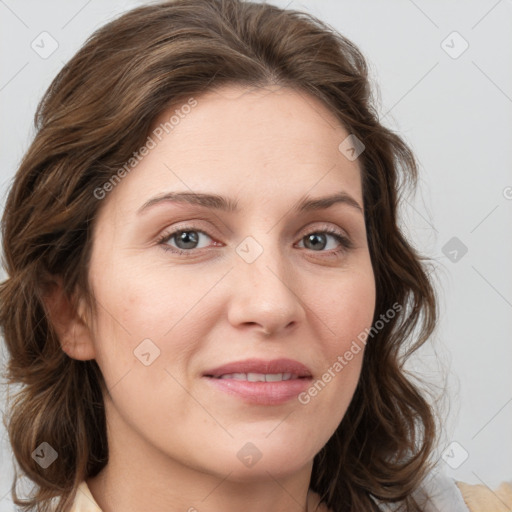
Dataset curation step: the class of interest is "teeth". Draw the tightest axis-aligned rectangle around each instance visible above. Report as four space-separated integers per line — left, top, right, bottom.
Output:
217 372 298 381
264 373 283 382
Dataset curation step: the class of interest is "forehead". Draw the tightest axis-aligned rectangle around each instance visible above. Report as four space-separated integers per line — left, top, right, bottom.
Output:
152 84 353 163
102 84 363 215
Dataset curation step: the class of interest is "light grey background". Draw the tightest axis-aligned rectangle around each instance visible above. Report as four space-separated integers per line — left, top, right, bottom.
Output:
1 0 511 510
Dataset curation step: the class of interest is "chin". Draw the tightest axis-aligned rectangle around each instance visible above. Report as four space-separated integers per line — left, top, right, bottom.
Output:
209 439 317 482
215 457 313 483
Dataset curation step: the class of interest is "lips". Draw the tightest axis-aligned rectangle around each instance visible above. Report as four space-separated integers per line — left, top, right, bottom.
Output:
202 358 313 405
203 358 313 379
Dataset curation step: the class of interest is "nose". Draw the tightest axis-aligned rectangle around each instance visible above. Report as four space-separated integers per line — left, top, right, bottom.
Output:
226 238 306 337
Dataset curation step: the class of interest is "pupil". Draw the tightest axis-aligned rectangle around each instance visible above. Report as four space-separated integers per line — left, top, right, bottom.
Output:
176 231 198 249
305 233 326 250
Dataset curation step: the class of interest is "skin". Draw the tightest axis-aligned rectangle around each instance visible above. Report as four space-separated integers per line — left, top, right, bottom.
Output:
50 84 376 512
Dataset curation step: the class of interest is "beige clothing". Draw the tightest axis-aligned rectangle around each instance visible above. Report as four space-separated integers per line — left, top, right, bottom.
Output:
456 481 512 512
70 482 102 512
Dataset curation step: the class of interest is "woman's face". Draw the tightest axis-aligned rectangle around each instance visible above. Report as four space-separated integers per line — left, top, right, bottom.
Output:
85 84 376 481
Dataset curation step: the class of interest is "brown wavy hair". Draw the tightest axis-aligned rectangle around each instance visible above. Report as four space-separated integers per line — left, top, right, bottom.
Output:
0 0 440 510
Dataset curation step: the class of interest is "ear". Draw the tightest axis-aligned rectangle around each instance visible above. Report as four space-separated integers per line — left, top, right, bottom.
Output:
42 277 96 361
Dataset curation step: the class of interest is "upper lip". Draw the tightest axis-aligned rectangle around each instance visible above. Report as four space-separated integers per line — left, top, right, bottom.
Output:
203 358 313 378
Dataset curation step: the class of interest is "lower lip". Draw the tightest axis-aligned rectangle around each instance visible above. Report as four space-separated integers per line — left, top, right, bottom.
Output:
204 376 312 405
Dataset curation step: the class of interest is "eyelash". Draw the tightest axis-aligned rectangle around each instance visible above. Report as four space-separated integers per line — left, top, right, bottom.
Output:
156 224 354 258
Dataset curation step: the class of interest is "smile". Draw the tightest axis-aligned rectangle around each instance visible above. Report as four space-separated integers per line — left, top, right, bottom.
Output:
202 358 313 405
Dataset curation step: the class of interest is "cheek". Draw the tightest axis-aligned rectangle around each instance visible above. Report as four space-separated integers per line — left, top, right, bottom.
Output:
333 274 375 379
87 262 209 382
336 282 375 348
315 266 376 351
91 260 184 335
300 266 375 416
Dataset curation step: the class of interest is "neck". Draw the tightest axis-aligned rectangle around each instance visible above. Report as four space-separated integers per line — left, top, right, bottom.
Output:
87 466 325 512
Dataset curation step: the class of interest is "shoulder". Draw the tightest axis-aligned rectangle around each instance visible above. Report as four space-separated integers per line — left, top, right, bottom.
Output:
456 479 512 512
394 469 471 511
69 481 103 512
370 468 469 511
406 468 512 512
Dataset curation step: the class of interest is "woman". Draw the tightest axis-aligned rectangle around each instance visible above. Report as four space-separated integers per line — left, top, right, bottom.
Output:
1 0 510 511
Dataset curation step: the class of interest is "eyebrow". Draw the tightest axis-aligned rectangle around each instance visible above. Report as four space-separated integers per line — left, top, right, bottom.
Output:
137 191 363 215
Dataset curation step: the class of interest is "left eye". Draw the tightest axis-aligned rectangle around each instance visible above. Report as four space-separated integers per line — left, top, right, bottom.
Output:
296 231 346 252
